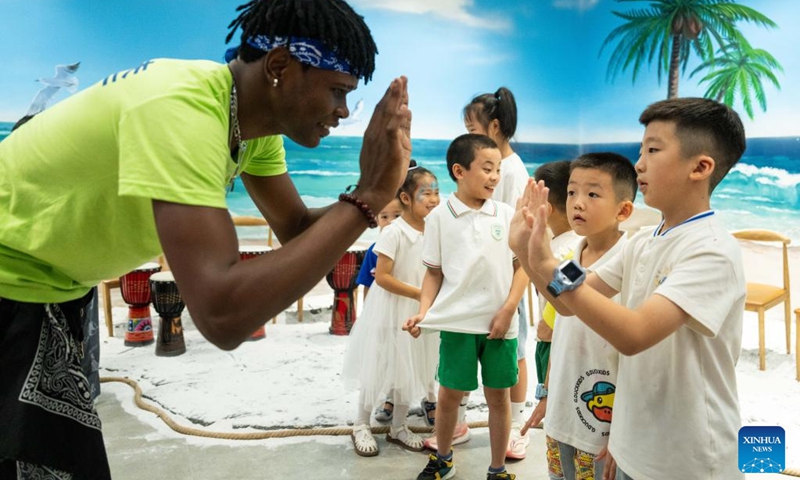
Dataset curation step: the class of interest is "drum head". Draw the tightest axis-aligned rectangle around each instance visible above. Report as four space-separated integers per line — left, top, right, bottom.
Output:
135 261 162 272
150 271 175 282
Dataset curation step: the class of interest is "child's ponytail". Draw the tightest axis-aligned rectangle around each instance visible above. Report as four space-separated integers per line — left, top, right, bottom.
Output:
462 86 518 142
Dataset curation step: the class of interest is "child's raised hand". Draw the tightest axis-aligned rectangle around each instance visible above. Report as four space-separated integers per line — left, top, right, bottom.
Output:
509 178 535 258
525 180 555 271
403 314 424 338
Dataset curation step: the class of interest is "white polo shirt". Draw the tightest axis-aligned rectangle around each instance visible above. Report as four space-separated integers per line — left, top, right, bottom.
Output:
419 193 518 339
493 152 529 208
594 212 745 480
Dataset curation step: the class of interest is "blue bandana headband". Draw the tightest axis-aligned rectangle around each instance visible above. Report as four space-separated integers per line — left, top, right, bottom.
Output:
225 35 354 77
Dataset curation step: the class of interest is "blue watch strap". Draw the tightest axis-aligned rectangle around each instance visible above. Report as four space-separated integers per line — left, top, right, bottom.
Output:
547 281 564 297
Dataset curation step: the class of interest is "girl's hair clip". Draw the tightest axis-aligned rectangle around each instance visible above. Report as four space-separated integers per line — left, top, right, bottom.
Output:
408 159 419 171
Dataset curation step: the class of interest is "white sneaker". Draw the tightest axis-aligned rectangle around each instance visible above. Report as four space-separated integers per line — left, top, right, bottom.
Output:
351 424 379 457
506 423 530 459
423 421 471 450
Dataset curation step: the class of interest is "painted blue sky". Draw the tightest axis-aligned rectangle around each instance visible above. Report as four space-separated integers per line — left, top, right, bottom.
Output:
1 0 798 142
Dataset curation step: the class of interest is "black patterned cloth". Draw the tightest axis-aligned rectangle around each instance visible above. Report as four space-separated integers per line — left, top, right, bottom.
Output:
80 289 101 403
0 291 111 479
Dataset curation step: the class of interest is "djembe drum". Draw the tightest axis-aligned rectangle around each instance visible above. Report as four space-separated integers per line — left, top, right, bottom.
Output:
120 262 162 347
150 271 186 357
239 245 273 341
326 247 366 335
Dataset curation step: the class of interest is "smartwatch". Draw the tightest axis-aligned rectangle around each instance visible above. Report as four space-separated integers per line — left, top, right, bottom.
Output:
546 259 587 297
535 383 548 400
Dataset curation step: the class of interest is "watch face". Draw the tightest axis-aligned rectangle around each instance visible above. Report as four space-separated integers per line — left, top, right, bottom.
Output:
562 261 584 282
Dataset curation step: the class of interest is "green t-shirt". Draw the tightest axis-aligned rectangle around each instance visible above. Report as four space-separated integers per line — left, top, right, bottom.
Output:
0 59 286 303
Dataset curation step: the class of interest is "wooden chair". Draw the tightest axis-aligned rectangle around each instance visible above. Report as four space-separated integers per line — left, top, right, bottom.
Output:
795 308 800 382
732 230 792 371
231 214 273 247
99 278 120 337
231 215 303 322
527 284 535 327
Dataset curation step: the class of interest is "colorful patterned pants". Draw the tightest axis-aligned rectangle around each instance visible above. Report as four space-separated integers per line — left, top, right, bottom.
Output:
547 435 608 480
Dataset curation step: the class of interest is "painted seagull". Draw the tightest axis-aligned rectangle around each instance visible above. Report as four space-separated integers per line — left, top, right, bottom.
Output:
27 61 81 116
339 98 364 126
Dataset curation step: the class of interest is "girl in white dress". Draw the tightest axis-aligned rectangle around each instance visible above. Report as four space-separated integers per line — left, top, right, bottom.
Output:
343 162 441 456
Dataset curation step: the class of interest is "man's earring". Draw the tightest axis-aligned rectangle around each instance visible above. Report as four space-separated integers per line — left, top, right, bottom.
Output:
272 78 279 87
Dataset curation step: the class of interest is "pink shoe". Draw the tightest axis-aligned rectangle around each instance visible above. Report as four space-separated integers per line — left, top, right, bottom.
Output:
423 421 471 450
505 424 530 460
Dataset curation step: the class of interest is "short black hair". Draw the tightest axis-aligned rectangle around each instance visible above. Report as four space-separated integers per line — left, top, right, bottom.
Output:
570 152 638 202
463 87 517 140
225 0 378 83
534 160 571 213
446 134 498 182
639 97 745 193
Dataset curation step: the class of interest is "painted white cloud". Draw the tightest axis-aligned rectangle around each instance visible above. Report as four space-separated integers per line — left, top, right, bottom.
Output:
552 0 599 11
351 0 510 30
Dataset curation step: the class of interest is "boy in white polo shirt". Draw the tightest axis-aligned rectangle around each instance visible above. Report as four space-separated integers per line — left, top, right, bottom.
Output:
511 97 747 480
405 134 529 480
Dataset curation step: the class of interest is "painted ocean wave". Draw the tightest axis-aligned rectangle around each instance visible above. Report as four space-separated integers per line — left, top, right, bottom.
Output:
723 165 800 209
290 170 359 177
733 163 800 188
3 127 799 242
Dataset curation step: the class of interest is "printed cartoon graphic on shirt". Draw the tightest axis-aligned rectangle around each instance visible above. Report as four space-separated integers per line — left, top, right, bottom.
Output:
580 380 615 423
573 370 616 434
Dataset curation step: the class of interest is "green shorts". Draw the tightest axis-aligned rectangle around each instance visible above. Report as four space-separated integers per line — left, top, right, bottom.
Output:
437 331 518 391
534 340 551 384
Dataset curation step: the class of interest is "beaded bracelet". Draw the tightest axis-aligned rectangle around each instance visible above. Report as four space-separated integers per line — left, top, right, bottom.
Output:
339 192 378 228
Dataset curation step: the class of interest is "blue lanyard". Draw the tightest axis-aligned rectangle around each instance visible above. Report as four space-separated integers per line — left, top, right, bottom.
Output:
653 211 715 237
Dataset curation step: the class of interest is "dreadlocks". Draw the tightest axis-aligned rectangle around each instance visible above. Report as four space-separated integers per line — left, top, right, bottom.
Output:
225 0 377 83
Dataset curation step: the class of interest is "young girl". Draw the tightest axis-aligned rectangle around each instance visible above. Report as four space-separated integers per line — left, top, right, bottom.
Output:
463 87 529 207
432 87 530 459
356 198 403 300
342 162 441 456
355 199 403 424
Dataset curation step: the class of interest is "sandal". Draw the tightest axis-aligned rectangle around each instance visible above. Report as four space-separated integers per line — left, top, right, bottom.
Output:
374 400 394 423
421 399 436 427
351 424 379 457
386 425 425 452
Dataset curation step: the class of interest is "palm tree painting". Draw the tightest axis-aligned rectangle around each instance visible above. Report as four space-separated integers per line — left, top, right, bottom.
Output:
600 0 778 101
690 39 783 119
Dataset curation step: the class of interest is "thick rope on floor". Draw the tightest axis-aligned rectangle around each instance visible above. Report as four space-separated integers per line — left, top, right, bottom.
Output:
101 376 800 477
101 376 488 440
